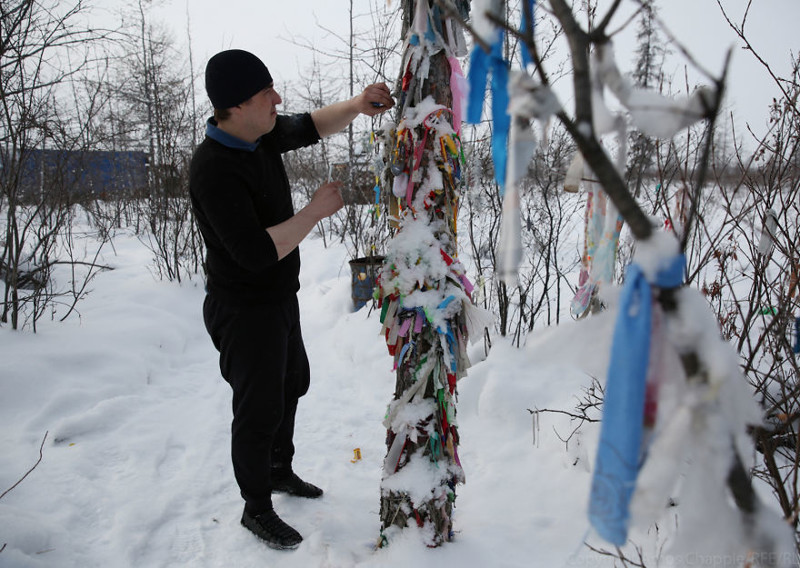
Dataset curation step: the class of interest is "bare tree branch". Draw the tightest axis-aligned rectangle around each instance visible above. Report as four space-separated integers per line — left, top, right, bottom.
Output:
0 431 48 501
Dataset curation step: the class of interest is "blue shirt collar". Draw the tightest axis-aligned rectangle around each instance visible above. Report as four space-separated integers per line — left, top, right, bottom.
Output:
205 118 260 152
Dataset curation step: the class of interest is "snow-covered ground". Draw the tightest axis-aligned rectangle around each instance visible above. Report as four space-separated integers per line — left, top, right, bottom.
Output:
0 228 789 567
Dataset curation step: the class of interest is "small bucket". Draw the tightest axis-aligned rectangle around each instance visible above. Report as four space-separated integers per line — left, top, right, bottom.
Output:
348 255 385 311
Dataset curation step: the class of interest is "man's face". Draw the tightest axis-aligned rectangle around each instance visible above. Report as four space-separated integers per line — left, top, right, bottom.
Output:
240 85 282 136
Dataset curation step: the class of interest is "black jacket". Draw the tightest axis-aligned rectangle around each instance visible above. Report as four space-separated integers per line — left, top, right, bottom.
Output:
190 113 321 304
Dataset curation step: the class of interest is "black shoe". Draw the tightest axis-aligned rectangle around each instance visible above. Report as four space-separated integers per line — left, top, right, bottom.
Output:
271 471 324 498
241 508 302 550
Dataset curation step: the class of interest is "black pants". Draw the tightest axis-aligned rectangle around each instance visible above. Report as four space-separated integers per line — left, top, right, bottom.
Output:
203 294 310 515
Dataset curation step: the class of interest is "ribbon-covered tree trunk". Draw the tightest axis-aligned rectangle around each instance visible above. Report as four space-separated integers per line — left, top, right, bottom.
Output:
376 0 477 548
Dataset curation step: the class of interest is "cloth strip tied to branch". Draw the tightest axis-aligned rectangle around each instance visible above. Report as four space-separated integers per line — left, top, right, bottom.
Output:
588 253 686 546
466 30 509 190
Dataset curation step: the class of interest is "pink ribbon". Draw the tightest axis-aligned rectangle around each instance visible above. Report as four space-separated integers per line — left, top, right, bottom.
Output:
448 57 466 135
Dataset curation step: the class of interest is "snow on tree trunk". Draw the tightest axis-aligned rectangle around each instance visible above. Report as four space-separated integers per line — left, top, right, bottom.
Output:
375 0 478 548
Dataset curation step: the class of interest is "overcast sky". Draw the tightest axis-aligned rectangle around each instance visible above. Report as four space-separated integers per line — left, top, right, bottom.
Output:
142 0 798 144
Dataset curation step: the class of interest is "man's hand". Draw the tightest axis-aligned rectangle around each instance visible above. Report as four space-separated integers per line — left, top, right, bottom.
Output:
356 83 395 116
307 181 345 221
311 83 395 137
266 182 344 260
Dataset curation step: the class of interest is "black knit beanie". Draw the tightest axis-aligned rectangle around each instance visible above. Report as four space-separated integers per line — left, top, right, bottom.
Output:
204 49 273 109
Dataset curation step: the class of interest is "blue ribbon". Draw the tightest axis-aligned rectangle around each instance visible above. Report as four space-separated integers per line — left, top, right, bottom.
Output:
467 32 510 190
520 0 536 68
794 317 800 354
466 44 489 124
424 12 437 44
431 5 444 41
588 254 685 546
397 341 413 365
445 325 458 373
437 295 456 311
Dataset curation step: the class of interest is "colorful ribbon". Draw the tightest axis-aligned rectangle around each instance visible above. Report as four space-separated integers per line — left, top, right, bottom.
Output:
794 317 800 354
467 32 510 190
448 57 467 134
520 0 536 68
588 253 686 545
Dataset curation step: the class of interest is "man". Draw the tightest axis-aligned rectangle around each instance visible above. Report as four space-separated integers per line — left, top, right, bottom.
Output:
190 49 393 551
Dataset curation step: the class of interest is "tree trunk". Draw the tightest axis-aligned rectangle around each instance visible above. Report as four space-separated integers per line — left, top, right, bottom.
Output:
377 0 472 548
